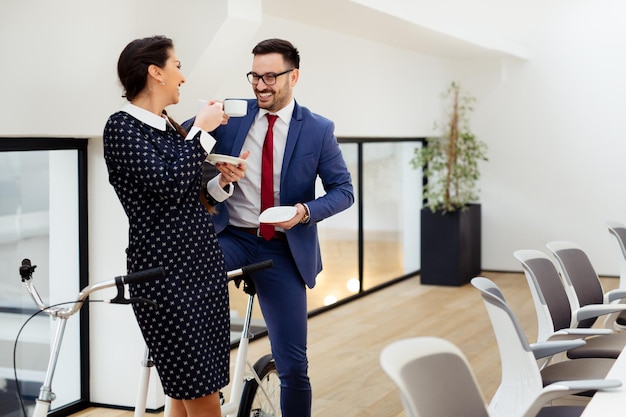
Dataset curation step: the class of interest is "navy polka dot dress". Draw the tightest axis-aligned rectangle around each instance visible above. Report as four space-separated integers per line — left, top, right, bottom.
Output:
103 109 229 400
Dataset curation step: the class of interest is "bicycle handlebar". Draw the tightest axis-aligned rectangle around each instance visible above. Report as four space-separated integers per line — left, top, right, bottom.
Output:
21 258 272 319
107 267 166 307
227 259 274 279
19 259 168 318
122 267 167 285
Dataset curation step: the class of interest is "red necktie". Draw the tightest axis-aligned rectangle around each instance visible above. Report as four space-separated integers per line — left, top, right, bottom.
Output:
260 114 278 240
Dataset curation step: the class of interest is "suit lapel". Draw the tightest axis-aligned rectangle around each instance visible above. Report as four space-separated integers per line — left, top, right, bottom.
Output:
280 101 303 193
231 100 258 154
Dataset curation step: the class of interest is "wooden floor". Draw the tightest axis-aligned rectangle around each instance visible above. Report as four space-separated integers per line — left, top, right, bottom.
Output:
70 271 619 417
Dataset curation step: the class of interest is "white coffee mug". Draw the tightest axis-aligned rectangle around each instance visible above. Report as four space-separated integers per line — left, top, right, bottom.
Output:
223 99 248 117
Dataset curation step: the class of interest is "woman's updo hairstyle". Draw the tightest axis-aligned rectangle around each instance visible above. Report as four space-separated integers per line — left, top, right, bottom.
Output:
117 35 173 101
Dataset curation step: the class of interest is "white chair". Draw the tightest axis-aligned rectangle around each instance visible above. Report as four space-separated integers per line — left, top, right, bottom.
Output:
471 277 619 417
605 221 626 290
380 335 617 417
514 249 626 361
605 220 626 329
546 240 626 330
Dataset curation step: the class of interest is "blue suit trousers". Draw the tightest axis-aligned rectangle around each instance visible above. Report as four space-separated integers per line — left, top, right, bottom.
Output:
219 227 312 417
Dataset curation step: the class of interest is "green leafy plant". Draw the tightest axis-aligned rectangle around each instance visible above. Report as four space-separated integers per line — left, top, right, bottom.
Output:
411 81 488 213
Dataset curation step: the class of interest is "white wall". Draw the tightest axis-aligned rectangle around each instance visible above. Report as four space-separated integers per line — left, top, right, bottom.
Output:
454 1 626 273
3 0 626 408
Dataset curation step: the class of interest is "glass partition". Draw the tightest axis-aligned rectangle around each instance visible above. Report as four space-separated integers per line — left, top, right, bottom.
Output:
313 142 360 309
361 141 422 290
0 137 419 416
228 138 423 324
0 139 88 417
310 138 423 312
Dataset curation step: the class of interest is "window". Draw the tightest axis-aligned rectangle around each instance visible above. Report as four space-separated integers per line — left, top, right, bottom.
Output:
0 139 88 417
311 138 423 311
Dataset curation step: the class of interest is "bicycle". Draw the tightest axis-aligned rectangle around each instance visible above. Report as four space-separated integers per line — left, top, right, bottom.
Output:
16 259 281 417
16 259 166 417
134 260 281 417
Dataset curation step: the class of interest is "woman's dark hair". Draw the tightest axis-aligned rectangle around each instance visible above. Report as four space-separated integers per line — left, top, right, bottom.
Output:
117 35 173 101
252 38 300 69
117 36 187 137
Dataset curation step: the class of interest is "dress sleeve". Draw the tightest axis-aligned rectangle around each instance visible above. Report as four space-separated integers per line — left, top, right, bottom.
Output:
103 113 207 201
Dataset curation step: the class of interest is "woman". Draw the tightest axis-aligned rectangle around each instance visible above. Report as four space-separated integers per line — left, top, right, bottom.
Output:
103 36 243 417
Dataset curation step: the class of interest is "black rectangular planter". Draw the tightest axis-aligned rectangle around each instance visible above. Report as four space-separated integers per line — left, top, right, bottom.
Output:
420 203 482 286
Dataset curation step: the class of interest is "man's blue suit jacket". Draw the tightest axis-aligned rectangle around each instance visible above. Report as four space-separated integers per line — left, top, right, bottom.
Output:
209 99 354 288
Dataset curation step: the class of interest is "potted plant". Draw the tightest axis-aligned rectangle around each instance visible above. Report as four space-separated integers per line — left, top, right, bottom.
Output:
411 81 488 286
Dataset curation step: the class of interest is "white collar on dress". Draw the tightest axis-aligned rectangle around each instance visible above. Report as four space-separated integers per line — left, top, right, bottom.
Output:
121 103 167 131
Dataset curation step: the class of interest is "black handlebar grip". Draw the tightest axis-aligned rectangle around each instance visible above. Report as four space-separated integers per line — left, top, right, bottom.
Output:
122 267 166 285
240 259 274 275
227 260 274 279
19 258 37 280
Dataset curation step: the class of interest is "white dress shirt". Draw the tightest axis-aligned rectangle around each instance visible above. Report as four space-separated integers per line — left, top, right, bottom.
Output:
207 100 295 228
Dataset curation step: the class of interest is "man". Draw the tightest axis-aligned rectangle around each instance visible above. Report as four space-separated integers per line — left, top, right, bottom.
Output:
206 38 354 416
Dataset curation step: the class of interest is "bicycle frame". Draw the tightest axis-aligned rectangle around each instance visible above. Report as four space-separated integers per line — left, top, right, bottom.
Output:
133 260 277 417
17 259 165 417
17 258 276 417
221 286 256 417
134 285 259 417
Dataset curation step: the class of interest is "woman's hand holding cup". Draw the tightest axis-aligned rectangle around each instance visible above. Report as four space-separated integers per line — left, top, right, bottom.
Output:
195 100 225 132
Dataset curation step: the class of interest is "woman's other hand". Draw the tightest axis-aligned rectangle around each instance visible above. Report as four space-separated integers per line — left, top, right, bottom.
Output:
217 151 250 188
194 100 225 132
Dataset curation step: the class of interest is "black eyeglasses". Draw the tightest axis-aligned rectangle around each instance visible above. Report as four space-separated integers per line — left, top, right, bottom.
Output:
246 69 294 85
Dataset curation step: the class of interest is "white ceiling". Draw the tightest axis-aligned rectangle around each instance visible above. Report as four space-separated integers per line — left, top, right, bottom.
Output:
262 0 535 59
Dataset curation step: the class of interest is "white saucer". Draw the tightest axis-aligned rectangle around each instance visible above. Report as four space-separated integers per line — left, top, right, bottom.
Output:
206 153 247 167
259 206 297 224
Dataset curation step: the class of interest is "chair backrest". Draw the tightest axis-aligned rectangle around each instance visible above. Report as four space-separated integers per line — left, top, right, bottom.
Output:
470 277 544 417
605 220 626 290
514 249 574 341
379 336 489 417
546 241 605 328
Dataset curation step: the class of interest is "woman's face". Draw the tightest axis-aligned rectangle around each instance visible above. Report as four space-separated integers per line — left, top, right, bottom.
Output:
160 49 185 105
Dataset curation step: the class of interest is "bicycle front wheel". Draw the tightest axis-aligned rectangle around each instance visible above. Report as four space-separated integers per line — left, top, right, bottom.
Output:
237 354 281 417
